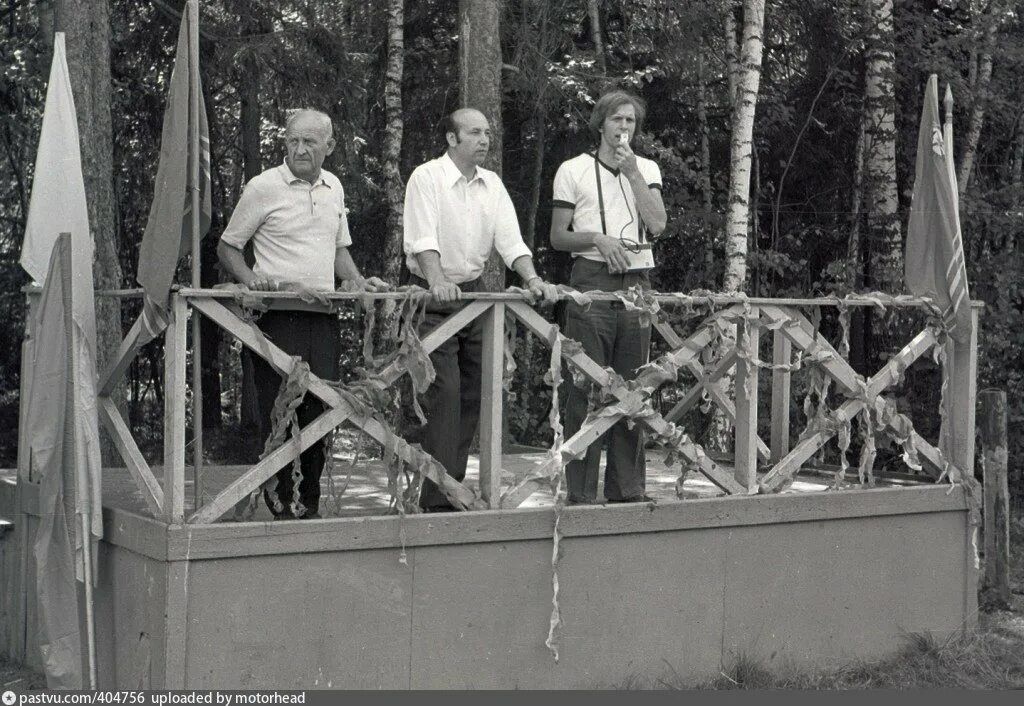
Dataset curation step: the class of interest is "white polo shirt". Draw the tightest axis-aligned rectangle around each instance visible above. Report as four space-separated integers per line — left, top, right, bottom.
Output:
403 152 532 284
552 152 662 270
220 161 353 291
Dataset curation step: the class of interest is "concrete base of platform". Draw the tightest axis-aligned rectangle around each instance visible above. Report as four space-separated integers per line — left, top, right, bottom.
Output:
1 471 977 689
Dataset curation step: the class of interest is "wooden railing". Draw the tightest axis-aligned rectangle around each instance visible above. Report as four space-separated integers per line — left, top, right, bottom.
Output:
32 287 979 524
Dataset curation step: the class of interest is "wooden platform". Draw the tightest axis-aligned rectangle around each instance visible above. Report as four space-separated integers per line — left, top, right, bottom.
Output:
1 458 976 689
82 449 930 521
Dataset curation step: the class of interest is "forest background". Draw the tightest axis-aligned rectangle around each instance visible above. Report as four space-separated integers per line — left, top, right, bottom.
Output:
0 0 1020 503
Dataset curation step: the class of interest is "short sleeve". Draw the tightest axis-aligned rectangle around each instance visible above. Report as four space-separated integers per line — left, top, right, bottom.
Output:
220 178 266 249
336 185 353 248
642 158 663 190
552 161 576 210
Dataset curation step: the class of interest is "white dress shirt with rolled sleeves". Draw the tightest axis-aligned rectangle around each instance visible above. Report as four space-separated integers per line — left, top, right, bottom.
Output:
220 161 353 292
403 153 532 284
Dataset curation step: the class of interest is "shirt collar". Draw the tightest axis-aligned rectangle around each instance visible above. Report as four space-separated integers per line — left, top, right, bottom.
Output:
278 160 331 188
441 152 486 187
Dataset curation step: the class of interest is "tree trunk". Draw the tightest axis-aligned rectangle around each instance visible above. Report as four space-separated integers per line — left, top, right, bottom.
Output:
55 0 123 463
587 0 606 75
958 4 999 197
861 0 901 293
697 50 715 281
459 0 506 292
725 1 741 111
382 0 405 284
1012 113 1024 196
523 115 546 251
239 52 262 182
847 112 866 290
722 0 765 293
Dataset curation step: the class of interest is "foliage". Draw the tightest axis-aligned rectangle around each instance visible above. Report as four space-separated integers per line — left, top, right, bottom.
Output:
0 0 1020 488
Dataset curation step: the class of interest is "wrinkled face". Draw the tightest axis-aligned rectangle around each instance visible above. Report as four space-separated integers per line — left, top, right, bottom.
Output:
285 114 335 182
601 102 637 149
447 110 491 167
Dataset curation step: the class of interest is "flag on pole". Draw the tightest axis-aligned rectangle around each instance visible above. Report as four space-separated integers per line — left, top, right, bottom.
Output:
28 234 104 689
135 0 211 344
22 32 103 690
905 74 972 342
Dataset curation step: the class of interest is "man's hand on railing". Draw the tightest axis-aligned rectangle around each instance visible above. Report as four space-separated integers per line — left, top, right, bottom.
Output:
340 276 391 294
525 276 559 305
281 282 330 306
428 279 462 304
246 275 280 291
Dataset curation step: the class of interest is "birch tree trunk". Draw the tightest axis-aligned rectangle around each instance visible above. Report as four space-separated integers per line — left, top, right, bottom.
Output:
55 0 123 461
382 0 405 283
722 0 765 293
861 0 901 292
587 0 606 75
459 0 506 292
958 3 1000 197
725 1 741 111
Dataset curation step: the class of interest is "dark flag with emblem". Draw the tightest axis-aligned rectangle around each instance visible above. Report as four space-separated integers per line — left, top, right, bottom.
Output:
905 74 971 342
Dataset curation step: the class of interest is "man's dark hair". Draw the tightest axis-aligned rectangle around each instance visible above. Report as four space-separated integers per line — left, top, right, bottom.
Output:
442 111 462 143
588 91 646 136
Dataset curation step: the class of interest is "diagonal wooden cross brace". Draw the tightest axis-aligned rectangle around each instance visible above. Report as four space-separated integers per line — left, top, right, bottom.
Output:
654 321 771 461
502 302 747 509
758 305 956 491
187 297 491 523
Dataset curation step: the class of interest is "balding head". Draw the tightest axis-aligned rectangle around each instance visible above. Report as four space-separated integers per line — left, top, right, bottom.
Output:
442 108 491 172
284 109 336 183
286 109 333 140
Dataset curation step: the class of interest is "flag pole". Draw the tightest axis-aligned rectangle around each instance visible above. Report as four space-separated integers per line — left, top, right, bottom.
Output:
188 0 204 505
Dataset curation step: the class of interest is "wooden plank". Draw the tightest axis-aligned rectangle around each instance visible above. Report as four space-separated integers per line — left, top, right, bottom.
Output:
190 297 479 516
946 308 979 479
98 314 144 396
98 396 164 516
979 389 1010 607
733 308 760 492
152 485 971 560
162 561 189 688
478 303 504 508
174 286 984 310
770 331 792 463
760 305 861 396
760 327 939 491
507 301 747 497
664 350 737 423
163 295 188 523
375 300 490 384
189 405 352 524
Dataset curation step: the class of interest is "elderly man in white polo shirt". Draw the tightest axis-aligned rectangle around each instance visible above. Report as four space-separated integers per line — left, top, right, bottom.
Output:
550 90 667 505
403 107 557 512
218 109 387 520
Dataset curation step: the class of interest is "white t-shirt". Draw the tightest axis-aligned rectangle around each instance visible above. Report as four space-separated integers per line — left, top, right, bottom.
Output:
552 152 662 271
220 161 353 291
403 153 532 283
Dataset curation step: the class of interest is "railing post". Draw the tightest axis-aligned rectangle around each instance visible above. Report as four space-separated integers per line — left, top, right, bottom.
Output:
770 327 791 464
734 306 760 493
979 389 1010 608
164 293 188 523
944 307 978 477
478 302 505 508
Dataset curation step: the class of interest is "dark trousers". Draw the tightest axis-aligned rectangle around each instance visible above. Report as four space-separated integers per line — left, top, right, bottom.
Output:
414 277 484 510
563 258 652 502
251 310 341 518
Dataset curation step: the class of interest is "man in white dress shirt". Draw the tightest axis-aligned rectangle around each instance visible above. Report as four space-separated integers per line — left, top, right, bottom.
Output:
218 109 387 519
403 108 557 512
